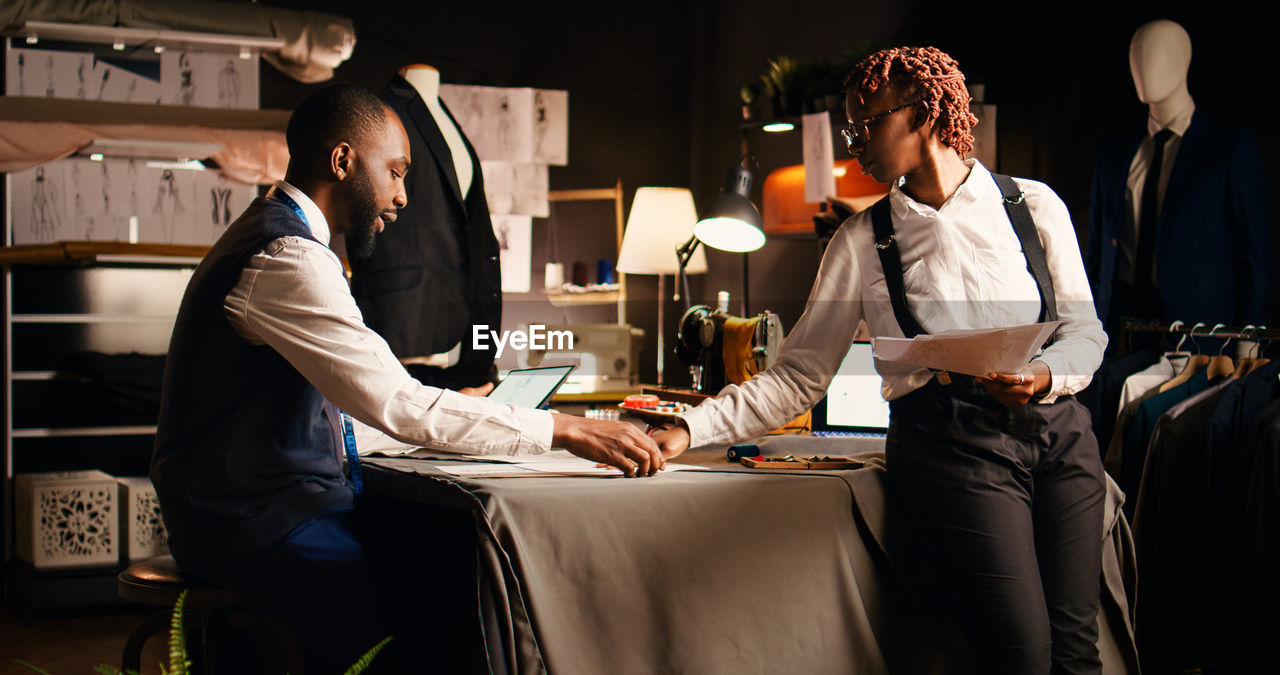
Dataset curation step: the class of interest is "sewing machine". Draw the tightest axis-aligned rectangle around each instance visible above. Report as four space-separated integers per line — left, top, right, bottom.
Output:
517 323 644 393
674 293 783 395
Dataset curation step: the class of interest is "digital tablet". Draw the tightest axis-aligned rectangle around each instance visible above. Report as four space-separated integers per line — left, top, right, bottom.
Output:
487 365 575 409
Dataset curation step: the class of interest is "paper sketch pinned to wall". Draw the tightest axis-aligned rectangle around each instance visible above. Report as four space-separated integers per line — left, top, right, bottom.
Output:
532 89 569 166
194 170 255 242
492 214 532 292
481 161 514 215
8 162 67 244
161 51 259 109
4 48 94 99
7 156 254 246
135 165 199 244
441 85 567 165
512 164 548 217
92 60 162 104
969 103 997 170
481 162 549 218
802 111 836 203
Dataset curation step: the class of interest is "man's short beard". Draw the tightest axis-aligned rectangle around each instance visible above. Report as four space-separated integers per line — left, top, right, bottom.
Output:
347 172 382 260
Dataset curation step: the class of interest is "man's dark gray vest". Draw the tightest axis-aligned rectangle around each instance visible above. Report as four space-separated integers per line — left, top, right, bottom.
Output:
151 197 352 577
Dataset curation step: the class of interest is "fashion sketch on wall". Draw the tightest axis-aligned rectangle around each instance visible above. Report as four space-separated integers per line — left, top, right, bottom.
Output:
4 48 94 99
802 111 836 203
194 170 254 242
491 214 532 292
138 166 198 244
8 162 65 244
532 89 569 166
161 51 258 109
440 85 566 164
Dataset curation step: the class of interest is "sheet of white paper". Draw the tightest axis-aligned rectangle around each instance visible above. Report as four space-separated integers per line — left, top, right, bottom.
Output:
532 89 569 166
492 214 532 292
405 449 702 477
872 321 1061 377
8 162 67 244
969 103 997 170
92 60 163 104
434 460 703 478
512 163 548 217
407 449 580 463
802 112 836 203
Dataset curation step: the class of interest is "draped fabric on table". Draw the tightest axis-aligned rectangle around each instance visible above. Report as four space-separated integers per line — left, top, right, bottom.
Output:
361 452 1140 674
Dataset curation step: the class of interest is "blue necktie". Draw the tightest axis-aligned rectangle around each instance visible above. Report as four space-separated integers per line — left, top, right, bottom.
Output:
340 411 365 499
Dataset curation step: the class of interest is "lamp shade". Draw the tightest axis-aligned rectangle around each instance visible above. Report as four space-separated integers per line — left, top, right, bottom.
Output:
693 163 765 253
616 187 707 274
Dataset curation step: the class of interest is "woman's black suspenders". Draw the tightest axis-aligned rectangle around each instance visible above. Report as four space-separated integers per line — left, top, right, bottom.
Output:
869 172 1059 339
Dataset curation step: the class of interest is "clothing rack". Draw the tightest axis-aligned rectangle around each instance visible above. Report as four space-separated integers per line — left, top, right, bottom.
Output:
1118 319 1279 353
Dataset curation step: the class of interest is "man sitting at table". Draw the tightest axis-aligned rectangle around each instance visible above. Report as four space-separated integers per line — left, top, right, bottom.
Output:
149 83 664 671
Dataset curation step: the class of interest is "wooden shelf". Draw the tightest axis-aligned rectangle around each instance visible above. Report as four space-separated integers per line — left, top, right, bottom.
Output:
0 242 208 265
0 96 291 130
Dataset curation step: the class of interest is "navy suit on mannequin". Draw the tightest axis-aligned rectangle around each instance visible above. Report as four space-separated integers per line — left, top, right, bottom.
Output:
347 70 502 390
1086 20 1269 334
1087 112 1269 328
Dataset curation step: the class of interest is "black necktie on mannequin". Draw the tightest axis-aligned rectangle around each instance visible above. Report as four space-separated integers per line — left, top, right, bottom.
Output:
1133 128 1175 301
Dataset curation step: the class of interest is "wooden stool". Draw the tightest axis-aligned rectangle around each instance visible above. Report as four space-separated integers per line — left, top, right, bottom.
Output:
117 554 304 673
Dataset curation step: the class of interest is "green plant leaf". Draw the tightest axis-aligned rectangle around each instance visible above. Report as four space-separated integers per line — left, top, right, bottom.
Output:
10 659 53 675
167 589 192 675
343 636 393 675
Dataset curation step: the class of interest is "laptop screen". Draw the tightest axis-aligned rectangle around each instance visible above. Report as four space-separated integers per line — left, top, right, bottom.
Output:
488 366 575 409
812 342 890 434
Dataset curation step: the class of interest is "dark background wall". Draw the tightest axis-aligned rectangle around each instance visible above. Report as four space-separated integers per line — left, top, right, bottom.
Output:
258 0 1278 386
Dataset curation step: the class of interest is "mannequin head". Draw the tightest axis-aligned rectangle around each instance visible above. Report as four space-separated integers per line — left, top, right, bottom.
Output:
1129 20 1191 105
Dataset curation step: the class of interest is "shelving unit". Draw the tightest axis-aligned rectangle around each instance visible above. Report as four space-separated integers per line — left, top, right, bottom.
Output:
1 21 281 614
2 256 198 616
543 180 628 322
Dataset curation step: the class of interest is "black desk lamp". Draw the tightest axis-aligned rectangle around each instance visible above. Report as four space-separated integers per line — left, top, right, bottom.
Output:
675 156 765 312
673 157 766 391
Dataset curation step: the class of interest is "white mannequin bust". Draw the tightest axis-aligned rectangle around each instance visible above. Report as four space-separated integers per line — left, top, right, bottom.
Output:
399 64 473 196
1129 20 1194 128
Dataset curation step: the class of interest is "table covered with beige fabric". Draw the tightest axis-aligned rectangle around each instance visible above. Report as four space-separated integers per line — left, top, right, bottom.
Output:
362 443 1139 674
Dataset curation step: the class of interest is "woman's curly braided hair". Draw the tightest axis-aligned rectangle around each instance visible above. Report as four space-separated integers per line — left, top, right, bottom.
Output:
844 46 978 156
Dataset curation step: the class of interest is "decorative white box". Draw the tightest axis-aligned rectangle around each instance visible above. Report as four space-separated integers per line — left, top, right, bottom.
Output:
116 476 169 561
15 470 118 569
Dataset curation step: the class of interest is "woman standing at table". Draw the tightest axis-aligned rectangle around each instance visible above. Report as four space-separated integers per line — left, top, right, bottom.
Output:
654 46 1107 673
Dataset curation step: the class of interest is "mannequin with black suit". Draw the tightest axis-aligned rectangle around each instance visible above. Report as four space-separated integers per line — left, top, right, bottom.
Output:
347 64 503 390
1086 20 1269 341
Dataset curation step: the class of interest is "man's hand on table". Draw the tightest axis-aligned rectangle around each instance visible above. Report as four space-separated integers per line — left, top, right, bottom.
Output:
649 425 690 460
552 414 665 477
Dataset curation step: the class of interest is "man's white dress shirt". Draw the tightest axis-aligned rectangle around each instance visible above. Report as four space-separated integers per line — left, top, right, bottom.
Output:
223 181 552 456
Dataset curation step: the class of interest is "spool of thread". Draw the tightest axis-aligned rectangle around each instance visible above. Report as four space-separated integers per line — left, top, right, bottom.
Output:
544 262 565 291
572 261 589 286
596 259 615 285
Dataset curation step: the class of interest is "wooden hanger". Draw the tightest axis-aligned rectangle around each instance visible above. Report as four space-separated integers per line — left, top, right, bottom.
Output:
1157 322 1211 393
1204 325 1235 381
